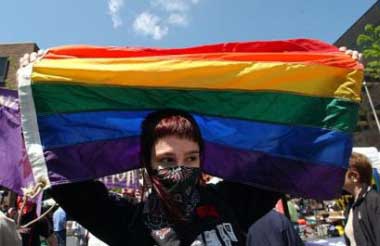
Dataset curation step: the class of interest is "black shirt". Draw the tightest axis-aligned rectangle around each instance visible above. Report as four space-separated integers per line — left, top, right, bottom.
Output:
247 210 304 246
50 180 280 246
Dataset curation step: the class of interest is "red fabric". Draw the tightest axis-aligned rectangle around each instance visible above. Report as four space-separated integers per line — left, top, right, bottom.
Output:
17 196 35 215
196 204 220 219
44 39 338 59
42 39 363 70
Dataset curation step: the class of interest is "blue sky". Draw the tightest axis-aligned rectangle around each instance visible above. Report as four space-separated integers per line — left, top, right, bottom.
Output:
1 0 377 49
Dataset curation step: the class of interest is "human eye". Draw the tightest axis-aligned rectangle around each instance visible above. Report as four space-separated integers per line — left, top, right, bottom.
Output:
185 154 199 163
157 157 176 166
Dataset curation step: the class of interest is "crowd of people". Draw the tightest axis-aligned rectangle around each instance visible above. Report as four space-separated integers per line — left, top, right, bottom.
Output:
0 198 57 246
1 151 379 245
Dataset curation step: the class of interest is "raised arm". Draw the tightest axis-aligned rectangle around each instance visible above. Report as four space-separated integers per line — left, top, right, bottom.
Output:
49 180 138 245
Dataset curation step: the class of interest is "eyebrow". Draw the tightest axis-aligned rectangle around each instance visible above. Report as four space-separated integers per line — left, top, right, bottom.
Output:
185 150 200 155
155 153 175 158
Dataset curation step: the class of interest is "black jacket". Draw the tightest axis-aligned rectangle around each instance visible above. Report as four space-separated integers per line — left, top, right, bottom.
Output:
50 180 280 246
247 210 304 246
345 186 380 246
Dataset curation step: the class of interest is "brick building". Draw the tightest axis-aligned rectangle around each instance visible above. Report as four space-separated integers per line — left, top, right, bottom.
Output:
334 1 380 148
0 42 39 90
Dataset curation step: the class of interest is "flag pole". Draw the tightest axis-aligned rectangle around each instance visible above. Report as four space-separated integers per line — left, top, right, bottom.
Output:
363 81 380 137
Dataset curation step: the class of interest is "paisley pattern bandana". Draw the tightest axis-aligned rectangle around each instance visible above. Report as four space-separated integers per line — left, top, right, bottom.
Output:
144 167 201 230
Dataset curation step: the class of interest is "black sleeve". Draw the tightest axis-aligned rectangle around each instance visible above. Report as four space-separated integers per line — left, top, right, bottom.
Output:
49 180 139 245
215 181 281 232
282 219 304 246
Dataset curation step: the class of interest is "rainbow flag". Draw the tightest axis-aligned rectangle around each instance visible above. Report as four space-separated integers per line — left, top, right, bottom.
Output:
18 39 363 199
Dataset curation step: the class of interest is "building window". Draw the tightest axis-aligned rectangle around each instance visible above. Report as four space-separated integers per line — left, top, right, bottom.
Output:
0 57 9 85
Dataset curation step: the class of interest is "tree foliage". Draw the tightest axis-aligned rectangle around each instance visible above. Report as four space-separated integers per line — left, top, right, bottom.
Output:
357 24 380 79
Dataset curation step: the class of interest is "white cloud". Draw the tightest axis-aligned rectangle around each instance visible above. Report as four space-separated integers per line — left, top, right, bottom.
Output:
133 12 169 40
107 0 124 28
133 0 201 40
152 0 189 12
167 13 188 26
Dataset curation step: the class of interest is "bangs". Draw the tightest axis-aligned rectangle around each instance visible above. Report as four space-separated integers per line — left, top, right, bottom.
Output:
154 115 199 143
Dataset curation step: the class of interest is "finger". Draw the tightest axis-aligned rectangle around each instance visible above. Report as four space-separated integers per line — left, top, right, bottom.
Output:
358 53 363 62
339 46 347 52
23 53 29 61
29 52 38 63
19 57 25 67
19 53 27 65
37 49 45 57
345 49 353 56
352 50 359 60
37 49 47 61
19 53 30 67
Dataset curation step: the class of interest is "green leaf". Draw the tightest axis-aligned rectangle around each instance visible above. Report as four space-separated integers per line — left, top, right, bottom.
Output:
356 24 380 79
364 24 374 33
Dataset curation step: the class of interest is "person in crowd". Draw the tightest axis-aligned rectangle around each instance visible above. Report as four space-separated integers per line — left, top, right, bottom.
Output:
0 190 9 212
286 199 299 223
17 197 57 246
247 209 304 246
7 207 18 220
1 204 9 214
68 221 88 246
53 207 67 246
343 152 380 246
50 109 281 245
0 209 22 246
124 188 135 198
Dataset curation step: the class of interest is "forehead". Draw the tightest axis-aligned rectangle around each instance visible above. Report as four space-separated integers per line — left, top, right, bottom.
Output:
153 136 199 156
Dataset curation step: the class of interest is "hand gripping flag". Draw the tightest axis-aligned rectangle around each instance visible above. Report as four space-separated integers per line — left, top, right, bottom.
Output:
18 39 364 199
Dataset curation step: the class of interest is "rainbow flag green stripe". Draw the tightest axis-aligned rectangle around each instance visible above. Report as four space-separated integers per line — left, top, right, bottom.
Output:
32 83 359 132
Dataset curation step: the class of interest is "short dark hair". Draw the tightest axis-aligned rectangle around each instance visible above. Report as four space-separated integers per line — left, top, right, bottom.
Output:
140 109 203 171
349 152 373 185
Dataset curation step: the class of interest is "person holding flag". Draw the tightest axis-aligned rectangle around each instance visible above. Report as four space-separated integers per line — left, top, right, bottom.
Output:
16 42 362 245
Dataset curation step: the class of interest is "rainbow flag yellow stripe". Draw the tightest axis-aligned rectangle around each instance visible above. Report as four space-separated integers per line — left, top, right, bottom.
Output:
32 57 362 102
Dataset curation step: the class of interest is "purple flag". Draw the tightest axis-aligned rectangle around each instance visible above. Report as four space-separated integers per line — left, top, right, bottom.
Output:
0 88 34 194
99 170 141 190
